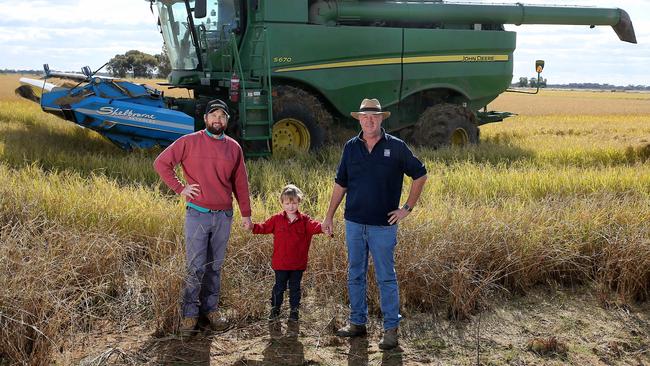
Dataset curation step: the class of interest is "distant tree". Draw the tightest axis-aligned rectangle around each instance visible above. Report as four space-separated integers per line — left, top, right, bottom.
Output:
127 50 158 78
518 77 528 87
107 54 130 78
539 77 547 88
155 45 172 78
107 50 158 78
530 77 548 88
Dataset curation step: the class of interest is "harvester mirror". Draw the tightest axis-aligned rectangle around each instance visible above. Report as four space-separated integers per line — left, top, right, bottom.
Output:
536 60 545 74
194 0 207 18
81 66 92 77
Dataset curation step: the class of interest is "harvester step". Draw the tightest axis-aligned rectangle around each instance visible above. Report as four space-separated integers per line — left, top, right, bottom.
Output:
245 151 272 158
245 120 272 126
244 82 263 88
242 135 271 141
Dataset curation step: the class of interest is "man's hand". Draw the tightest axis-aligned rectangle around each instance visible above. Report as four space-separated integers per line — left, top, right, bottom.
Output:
242 217 253 231
180 184 200 199
322 217 334 237
387 208 410 225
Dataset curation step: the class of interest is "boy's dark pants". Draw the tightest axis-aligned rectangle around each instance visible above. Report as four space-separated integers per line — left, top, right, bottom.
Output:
272 270 304 309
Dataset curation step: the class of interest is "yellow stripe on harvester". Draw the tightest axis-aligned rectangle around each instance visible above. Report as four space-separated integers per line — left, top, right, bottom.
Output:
403 54 509 63
274 57 402 72
274 54 509 73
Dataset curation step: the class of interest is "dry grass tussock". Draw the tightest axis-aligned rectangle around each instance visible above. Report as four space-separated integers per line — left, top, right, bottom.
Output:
0 75 649 363
1 163 648 364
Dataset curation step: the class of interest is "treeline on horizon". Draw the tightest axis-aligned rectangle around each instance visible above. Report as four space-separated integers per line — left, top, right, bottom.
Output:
1 69 648 91
509 79 650 91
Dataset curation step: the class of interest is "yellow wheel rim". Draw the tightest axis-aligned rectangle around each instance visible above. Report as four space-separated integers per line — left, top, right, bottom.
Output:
272 118 311 152
450 128 469 146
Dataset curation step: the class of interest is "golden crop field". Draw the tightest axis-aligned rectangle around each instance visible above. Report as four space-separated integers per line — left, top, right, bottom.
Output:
0 73 648 365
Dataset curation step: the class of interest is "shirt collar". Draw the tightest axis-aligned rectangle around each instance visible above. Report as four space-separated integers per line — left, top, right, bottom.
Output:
357 128 387 143
282 210 302 222
205 129 225 140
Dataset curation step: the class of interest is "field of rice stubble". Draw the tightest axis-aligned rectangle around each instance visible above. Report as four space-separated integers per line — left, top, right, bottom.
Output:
0 74 648 365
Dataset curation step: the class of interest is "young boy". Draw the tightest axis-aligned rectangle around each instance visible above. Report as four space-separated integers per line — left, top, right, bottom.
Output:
250 184 323 321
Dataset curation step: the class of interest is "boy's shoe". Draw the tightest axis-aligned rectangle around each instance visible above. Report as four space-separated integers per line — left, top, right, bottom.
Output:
286 319 300 338
288 307 299 322
268 307 281 322
378 327 399 350
206 311 229 331
268 320 282 339
179 317 197 335
335 323 367 337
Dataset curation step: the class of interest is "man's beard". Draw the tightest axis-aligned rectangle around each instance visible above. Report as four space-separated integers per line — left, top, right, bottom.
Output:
206 124 225 135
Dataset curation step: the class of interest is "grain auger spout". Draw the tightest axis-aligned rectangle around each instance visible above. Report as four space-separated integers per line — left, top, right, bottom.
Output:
309 1 637 43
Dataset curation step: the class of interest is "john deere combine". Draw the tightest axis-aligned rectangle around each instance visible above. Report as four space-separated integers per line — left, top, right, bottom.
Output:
18 0 636 157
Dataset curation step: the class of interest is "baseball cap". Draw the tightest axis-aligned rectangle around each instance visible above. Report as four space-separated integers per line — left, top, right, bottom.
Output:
204 99 230 117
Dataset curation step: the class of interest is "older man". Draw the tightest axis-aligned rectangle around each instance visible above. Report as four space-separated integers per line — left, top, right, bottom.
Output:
154 99 252 334
322 98 427 350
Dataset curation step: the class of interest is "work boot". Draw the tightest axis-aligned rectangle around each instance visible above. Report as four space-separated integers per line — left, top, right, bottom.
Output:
206 311 229 331
288 307 299 322
335 323 367 337
268 307 281 322
179 317 197 335
378 327 399 350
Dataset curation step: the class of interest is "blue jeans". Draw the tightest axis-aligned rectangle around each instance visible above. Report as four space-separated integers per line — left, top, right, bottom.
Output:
182 207 233 318
345 220 400 330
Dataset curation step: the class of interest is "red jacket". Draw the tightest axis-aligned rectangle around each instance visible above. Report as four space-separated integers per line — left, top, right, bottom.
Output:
253 211 323 270
153 130 251 216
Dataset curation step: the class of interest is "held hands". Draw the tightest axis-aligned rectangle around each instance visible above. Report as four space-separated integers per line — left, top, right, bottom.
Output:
180 184 201 199
387 208 410 225
242 217 253 231
322 217 334 237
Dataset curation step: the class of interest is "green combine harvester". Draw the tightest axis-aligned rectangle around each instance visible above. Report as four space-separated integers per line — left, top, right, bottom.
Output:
19 0 637 157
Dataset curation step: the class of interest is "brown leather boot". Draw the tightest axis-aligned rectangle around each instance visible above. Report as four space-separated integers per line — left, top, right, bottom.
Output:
378 327 399 350
335 323 367 337
179 317 197 335
206 311 229 331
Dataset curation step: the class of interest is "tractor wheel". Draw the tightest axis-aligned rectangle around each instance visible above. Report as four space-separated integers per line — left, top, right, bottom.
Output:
407 103 479 148
271 85 332 153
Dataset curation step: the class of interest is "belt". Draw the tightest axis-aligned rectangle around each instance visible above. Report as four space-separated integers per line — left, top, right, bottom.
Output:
186 202 226 213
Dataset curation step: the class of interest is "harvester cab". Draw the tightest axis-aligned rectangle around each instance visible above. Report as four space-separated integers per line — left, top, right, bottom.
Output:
17 0 637 157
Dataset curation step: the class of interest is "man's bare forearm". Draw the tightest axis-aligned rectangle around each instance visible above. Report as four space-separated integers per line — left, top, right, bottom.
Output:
405 175 427 209
325 183 347 220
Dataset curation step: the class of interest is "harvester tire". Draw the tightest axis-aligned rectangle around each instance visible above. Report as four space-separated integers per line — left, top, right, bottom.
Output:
272 85 332 152
408 103 479 148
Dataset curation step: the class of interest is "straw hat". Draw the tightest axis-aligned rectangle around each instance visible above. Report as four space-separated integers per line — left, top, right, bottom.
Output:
350 98 391 119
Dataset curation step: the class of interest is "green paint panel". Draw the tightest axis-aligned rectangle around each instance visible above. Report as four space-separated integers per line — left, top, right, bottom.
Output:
402 28 515 109
260 0 307 23
262 24 403 118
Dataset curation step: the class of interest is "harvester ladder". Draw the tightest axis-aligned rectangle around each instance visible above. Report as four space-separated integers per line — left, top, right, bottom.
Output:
235 26 273 158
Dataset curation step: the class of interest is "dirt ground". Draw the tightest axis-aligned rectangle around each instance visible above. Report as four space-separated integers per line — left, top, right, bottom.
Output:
56 286 650 366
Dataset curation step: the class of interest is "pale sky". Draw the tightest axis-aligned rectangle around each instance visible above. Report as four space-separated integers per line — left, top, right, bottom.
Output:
0 0 647 86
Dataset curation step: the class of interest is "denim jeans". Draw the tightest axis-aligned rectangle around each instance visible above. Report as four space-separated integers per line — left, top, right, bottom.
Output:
182 207 233 318
271 270 304 309
345 220 401 330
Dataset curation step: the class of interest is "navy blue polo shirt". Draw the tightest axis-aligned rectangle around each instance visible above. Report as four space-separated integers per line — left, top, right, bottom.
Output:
335 129 427 226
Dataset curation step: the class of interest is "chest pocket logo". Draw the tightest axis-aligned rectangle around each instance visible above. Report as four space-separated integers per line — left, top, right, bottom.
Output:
384 149 391 157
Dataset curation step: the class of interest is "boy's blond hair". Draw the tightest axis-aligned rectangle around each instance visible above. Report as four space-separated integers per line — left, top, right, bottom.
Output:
280 184 304 202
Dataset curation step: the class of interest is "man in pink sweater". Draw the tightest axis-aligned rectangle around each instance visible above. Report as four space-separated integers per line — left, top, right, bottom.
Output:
154 99 252 334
